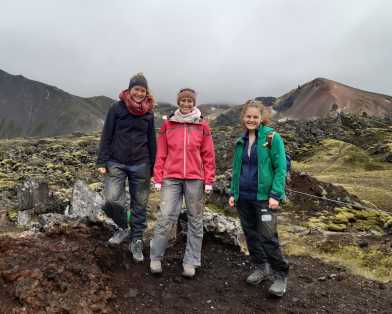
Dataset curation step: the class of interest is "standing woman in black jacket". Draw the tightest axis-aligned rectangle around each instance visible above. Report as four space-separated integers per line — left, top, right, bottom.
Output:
96 73 156 262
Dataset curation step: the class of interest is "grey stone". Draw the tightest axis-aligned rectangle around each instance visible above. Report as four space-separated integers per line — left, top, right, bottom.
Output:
203 208 244 248
38 213 68 231
17 210 32 226
17 178 49 211
124 288 138 298
69 180 105 221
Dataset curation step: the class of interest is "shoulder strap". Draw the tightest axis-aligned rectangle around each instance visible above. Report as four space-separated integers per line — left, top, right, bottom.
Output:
266 131 275 148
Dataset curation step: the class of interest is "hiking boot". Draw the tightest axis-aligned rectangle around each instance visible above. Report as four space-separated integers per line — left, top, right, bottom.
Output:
182 264 196 278
130 239 144 262
108 228 130 245
246 263 271 285
150 260 162 274
268 272 288 297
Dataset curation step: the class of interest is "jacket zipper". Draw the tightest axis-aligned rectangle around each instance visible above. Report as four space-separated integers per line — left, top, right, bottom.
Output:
184 126 187 177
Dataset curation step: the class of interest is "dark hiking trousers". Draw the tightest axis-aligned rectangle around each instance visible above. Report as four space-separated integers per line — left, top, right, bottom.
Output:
103 161 150 240
237 199 289 274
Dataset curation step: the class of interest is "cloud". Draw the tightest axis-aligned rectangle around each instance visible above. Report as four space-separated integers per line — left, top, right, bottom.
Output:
1 0 391 104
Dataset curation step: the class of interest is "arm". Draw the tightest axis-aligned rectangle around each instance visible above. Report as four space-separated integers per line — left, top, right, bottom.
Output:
96 104 116 168
269 132 287 201
153 122 168 184
200 123 216 185
147 114 157 176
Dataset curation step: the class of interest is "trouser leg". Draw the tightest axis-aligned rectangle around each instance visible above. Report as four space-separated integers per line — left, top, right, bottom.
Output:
103 162 128 230
150 179 183 261
253 201 289 274
183 180 204 267
237 199 268 266
127 163 151 241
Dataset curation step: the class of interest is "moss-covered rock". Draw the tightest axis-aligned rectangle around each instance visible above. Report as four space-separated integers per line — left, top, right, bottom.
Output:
6 209 18 222
326 223 347 232
306 217 327 230
0 180 16 189
333 211 356 224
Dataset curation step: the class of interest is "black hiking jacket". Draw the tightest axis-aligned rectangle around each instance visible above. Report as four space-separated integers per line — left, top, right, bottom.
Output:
96 101 156 174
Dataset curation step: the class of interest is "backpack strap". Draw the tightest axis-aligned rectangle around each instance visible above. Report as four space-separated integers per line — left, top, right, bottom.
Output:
266 131 275 148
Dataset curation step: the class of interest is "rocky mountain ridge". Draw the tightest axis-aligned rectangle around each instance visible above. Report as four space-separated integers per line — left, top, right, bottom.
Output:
0 69 115 139
273 78 392 120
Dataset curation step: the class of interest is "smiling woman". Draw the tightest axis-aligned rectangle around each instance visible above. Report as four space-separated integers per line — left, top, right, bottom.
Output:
150 87 216 278
229 99 289 297
96 72 156 263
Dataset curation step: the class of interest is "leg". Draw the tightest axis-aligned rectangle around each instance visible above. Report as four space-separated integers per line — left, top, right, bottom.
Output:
150 179 183 261
182 180 204 267
254 202 289 275
103 162 128 230
256 205 289 297
237 199 268 266
127 162 151 241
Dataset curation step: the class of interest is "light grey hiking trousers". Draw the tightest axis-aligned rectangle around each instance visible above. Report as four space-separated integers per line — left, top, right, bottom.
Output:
150 179 205 266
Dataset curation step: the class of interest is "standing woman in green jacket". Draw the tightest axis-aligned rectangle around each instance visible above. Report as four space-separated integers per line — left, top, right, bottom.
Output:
228 100 289 297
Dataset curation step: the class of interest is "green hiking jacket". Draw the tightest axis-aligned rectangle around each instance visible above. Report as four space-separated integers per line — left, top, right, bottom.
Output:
230 125 287 202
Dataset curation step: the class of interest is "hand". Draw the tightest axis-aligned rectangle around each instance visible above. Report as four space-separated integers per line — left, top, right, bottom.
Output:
228 196 235 208
204 184 213 194
268 197 280 209
154 183 162 191
97 167 107 175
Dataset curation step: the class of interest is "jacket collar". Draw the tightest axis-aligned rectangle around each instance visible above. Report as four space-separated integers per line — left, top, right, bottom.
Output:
236 125 274 145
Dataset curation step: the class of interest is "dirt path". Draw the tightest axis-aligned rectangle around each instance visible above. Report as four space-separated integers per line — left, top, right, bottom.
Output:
0 222 391 314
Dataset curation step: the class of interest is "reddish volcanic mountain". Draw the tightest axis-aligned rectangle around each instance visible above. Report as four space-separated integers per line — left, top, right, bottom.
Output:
274 78 392 120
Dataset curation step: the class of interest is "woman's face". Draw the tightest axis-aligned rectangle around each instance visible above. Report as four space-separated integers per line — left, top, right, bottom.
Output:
243 107 262 131
130 85 147 103
178 97 194 114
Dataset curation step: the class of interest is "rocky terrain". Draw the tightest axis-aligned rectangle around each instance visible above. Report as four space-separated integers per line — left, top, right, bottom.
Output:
1 111 392 313
1 221 391 314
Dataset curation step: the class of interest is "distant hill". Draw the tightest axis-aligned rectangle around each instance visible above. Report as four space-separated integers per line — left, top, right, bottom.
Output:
212 78 392 126
0 69 114 139
254 97 276 106
274 78 392 120
198 104 233 121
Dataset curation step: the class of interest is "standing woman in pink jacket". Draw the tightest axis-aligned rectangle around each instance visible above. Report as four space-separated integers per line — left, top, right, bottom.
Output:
150 88 216 278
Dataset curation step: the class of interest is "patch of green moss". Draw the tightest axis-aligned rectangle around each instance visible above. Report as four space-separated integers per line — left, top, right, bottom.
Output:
333 211 356 224
323 245 392 282
88 182 103 192
305 206 392 234
7 209 18 222
0 159 15 166
293 139 392 210
205 203 238 218
0 180 16 189
326 223 347 232
306 217 327 230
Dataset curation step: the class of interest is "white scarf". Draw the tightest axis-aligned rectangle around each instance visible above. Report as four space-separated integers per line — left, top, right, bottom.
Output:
169 107 202 124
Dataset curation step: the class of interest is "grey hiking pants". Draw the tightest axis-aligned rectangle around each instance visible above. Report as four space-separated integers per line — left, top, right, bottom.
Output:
150 179 204 266
103 161 150 240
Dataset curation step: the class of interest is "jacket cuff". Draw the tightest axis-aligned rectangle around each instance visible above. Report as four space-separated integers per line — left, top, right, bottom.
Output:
153 177 162 184
269 191 281 201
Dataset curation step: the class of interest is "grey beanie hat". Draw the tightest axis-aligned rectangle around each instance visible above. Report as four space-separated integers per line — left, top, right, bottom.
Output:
128 72 148 90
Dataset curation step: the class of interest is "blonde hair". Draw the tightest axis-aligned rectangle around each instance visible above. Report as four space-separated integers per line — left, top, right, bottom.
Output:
240 100 270 129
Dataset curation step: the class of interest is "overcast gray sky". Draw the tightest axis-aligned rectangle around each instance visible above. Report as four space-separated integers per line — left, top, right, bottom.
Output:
1 0 391 104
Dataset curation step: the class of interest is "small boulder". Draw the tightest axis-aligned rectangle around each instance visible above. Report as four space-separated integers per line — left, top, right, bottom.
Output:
69 180 104 221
